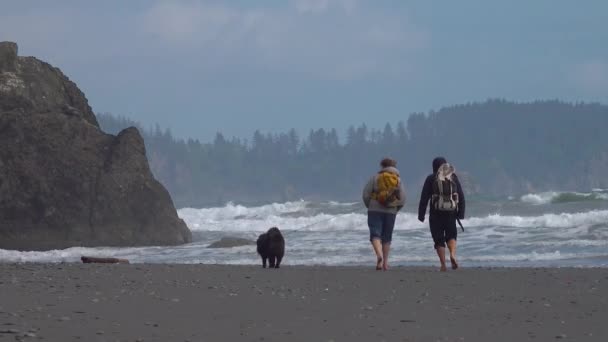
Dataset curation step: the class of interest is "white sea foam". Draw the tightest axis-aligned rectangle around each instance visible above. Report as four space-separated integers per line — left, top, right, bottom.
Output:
180 208 608 233
463 210 608 229
180 200 308 221
520 192 559 205
326 201 358 206
521 191 608 205
2 201 608 267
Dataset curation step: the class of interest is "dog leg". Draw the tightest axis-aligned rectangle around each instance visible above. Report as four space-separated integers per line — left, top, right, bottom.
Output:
275 255 283 268
262 257 267 268
269 256 276 268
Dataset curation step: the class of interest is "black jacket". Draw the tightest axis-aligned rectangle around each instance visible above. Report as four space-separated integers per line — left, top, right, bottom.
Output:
418 173 466 221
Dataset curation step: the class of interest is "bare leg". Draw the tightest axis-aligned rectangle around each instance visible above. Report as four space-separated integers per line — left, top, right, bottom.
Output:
436 246 447 272
447 239 458 269
371 238 383 270
382 243 391 271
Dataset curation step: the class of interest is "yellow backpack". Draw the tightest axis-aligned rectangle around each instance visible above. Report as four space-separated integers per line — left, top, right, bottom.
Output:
372 172 400 207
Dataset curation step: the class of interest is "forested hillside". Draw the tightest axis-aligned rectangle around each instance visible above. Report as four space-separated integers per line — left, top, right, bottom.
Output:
97 100 608 207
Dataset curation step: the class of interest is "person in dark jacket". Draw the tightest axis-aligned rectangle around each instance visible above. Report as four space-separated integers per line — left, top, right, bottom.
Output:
418 157 466 271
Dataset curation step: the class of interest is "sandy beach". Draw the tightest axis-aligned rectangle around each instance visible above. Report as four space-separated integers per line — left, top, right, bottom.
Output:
0 264 606 342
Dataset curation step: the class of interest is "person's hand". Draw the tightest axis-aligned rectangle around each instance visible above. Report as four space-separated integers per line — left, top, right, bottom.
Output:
418 216 425 223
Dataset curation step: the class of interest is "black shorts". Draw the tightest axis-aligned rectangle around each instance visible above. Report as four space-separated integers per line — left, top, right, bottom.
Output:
429 214 457 249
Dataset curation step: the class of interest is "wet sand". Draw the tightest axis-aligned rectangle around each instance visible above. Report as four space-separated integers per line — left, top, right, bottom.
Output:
0 264 606 341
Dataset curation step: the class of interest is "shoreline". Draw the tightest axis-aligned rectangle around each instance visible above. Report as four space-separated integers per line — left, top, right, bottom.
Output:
1 264 607 341
2 256 608 268
2 261 608 268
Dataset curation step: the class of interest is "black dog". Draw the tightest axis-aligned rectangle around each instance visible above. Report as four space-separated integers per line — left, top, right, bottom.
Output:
256 227 285 268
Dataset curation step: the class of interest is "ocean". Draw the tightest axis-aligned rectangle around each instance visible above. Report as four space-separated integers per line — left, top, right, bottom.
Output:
2 190 608 267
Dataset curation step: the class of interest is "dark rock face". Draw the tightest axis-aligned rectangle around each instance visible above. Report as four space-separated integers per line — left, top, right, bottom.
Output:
0 42 192 250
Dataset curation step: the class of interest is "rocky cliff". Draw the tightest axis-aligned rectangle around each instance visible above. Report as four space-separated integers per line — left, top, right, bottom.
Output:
0 42 192 250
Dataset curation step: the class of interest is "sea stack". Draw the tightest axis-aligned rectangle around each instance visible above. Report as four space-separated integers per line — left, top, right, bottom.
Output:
0 41 192 250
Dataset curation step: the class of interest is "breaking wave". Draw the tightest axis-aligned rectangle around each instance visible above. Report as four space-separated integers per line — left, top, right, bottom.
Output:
2 200 608 267
521 190 608 205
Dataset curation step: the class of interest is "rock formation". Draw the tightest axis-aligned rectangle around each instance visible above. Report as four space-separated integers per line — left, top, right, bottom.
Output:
0 42 192 250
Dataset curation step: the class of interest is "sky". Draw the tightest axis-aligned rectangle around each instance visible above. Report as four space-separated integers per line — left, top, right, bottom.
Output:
1 0 607 141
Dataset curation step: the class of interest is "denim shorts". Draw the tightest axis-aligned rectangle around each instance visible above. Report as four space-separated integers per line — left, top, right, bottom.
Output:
367 211 397 243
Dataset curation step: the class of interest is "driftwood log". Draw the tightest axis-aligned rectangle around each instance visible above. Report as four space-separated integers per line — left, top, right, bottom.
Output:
81 256 130 264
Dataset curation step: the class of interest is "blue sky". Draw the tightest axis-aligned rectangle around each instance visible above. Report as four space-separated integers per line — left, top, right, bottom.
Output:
1 0 607 141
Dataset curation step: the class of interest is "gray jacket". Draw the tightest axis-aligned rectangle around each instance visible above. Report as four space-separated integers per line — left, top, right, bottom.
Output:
362 166 406 214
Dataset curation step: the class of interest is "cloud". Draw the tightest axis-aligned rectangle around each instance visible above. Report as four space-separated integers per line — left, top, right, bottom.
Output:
0 6 138 64
571 61 608 97
1 2 428 81
139 1 427 80
291 0 357 14
0 9 74 53
140 2 254 45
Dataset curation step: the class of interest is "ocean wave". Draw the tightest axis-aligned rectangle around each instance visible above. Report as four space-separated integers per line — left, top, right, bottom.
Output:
4 201 607 266
0 246 150 264
3 246 604 266
178 200 608 232
520 191 608 205
463 210 608 228
179 200 309 222
325 201 358 206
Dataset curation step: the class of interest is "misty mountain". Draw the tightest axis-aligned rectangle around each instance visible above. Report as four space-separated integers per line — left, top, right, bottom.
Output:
97 100 608 207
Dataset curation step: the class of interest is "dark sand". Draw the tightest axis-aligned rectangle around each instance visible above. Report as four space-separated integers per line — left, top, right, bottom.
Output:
1 264 606 341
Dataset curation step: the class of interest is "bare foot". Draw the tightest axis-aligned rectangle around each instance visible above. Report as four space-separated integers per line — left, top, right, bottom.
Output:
450 256 458 270
440 264 447 272
382 261 389 271
376 257 383 270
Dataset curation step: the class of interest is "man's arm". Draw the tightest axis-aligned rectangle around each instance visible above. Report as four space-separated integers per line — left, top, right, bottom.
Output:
395 180 406 210
453 174 466 219
362 176 374 208
418 176 432 221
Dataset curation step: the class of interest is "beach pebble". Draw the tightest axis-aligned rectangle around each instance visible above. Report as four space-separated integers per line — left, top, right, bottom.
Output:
555 334 566 339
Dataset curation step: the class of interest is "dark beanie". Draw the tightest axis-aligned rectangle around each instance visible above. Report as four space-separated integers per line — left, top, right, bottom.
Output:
432 157 447 174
